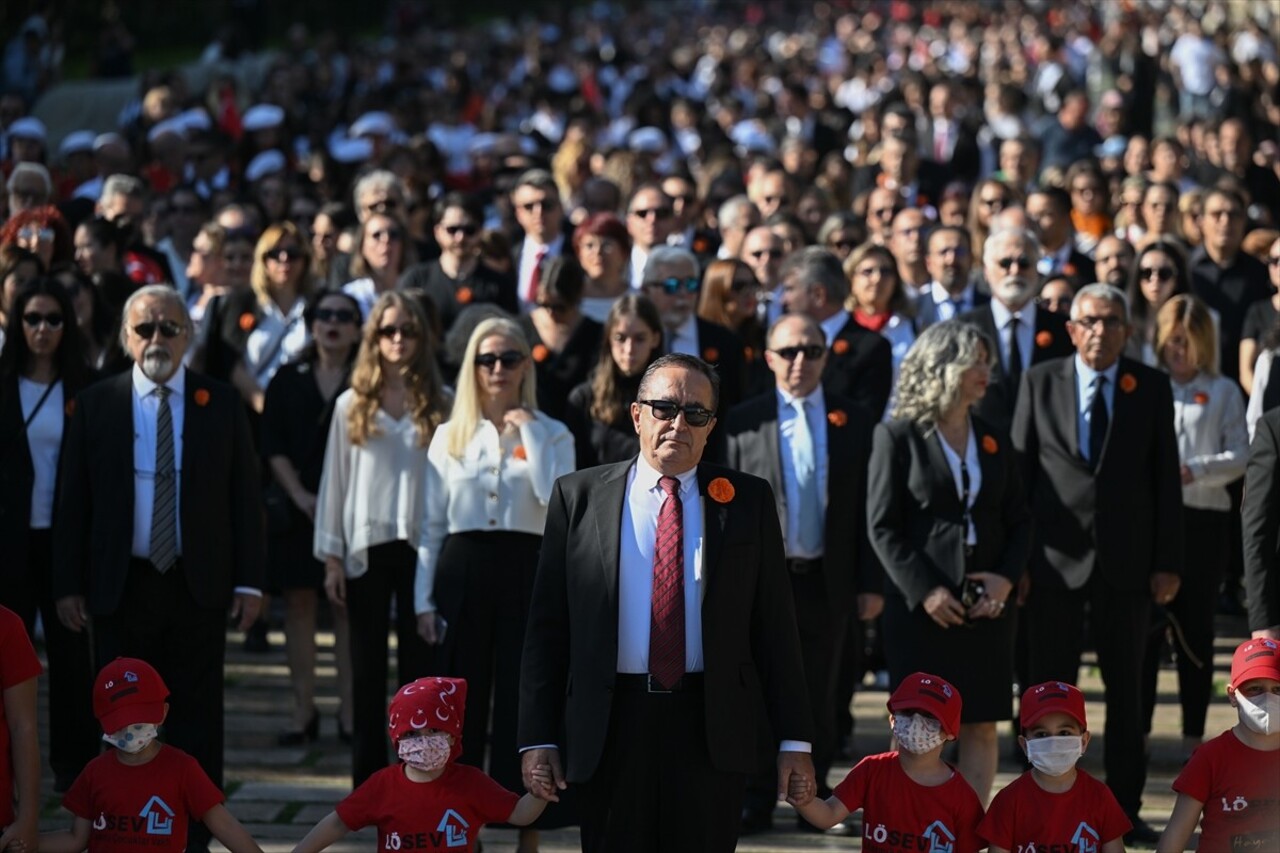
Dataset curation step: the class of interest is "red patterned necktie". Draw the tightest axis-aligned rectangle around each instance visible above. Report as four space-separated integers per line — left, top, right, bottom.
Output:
649 475 685 689
526 246 547 304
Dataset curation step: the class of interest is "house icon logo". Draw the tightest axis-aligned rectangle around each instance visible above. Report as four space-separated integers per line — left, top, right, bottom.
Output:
436 809 469 848
1071 821 1100 853
139 796 175 836
922 819 956 853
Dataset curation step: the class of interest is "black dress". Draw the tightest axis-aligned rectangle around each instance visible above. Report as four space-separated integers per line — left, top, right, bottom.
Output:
260 360 346 590
399 259 518 336
519 314 603 423
563 376 642 468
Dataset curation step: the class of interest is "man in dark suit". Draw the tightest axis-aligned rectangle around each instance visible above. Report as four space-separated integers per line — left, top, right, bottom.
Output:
851 133 947 211
518 353 814 852
641 246 746 411
1026 187 1095 288
917 226 986 330
725 315 881 834
53 286 264 827
511 169 567 312
777 246 893 419
1242 407 1280 641
1011 283 1183 845
960 227 1073 436
920 81 981 183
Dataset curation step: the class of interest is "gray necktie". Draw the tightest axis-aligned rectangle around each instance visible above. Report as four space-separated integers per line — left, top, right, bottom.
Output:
150 386 177 573
792 399 823 553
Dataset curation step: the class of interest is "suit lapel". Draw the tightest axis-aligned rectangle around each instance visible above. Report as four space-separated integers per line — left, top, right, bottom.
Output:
918 422 961 512
696 465 729 598
108 372 137 515
971 419 998 505
762 411 785 520
1101 360 1136 468
594 462 631 611
1056 357 1084 460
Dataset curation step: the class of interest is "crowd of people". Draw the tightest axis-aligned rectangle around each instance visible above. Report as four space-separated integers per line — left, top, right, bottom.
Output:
2 0 1280 851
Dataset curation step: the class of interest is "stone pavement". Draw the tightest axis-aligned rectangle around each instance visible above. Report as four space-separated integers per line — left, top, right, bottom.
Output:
31 614 1251 851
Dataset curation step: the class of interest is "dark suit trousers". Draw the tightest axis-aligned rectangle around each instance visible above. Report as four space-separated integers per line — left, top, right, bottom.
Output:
580 680 746 853
345 540 432 787
0 529 98 781
1026 571 1150 815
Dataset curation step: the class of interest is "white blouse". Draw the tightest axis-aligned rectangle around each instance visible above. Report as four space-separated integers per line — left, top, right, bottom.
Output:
414 412 575 614
19 378 63 529
1171 372 1248 512
935 422 981 545
314 389 433 578
244 297 309 388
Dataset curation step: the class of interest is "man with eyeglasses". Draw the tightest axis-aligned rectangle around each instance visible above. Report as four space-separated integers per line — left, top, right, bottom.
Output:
742 226 787 328
519 352 815 852
1011 283 1182 846
959 228 1072 436
889 207 931 299
627 183 678 289
53 285 264 851
747 167 791 220
714 195 762 260
863 186 900 247
725 315 881 835
917 226 984 330
154 186 207 301
1025 187 1094 288
511 169 566 312
98 174 174 287
641 246 745 410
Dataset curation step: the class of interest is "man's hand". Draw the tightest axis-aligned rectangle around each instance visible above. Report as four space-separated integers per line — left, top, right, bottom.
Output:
856 592 884 621
922 586 966 628
1253 626 1280 640
55 596 87 632
1150 572 1181 606
230 594 262 632
776 750 815 804
521 748 566 802
417 612 444 644
1015 573 1032 607
323 557 346 606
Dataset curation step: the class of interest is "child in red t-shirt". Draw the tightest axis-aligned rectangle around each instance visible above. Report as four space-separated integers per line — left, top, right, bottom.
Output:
789 672 984 852
978 681 1130 853
1158 638 1280 853
294 677 552 853
39 657 262 853
0 605 42 853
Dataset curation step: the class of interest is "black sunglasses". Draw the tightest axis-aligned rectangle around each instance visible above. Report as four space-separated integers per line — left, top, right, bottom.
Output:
646 276 699 295
23 311 64 329
1140 266 1174 282
377 324 420 339
771 344 825 361
630 207 673 220
133 320 184 340
638 398 715 427
443 224 479 237
475 350 527 370
314 308 359 324
996 255 1035 271
264 247 305 263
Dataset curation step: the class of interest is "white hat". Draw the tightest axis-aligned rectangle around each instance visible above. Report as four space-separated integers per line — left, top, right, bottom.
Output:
468 132 498 157
242 104 285 132
93 132 127 153
59 130 96 157
8 116 47 143
329 136 373 163
731 123 776 155
245 149 286 182
146 118 186 144
350 111 396 138
628 126 667 154
178 108 212 134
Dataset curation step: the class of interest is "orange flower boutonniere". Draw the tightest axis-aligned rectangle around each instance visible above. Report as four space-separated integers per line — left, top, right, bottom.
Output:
982 435 999 455
743 345 755 362
1120 374 1137 394
456 286 474 305
707 477 735 504
194 389 211 407
512 445 527 460
1035 331 1053 349
693 236 710 253
1063 262 1078 277
828 409 848 427
531 344 550 363
702 346 720 362
238 312 256 332
64 398 76 417
832 339 850 355
1193 391 1210 405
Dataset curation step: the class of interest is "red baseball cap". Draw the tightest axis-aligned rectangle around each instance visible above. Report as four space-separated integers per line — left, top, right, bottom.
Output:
387 677 468 762
888 672 962 738
1020 681 1087 731
1231 638 1280 689
93 658 169 733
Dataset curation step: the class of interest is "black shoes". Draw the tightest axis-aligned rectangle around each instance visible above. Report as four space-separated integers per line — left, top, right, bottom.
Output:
277 708 320 746
1124 816 1161 847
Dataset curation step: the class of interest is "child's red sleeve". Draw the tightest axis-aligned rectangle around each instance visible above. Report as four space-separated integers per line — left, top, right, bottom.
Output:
334 775 380 831
954 779 986 853
61 764 93 820
1172 742 1213 803
1095 780 1133 842
832 754 874 813
180 752 226 819
458 769 520 824
977 783 1015 849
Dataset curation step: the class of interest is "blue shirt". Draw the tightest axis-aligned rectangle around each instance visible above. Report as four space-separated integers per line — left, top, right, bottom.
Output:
1074 355 1119 462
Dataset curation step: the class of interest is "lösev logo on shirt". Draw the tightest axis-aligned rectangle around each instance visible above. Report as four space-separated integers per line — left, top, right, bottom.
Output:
862 818 956 851
91 795 176 837
1010 820 1100 853
382 810 470 849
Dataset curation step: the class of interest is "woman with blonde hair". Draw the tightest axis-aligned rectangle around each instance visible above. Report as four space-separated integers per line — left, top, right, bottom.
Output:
314 291 449 786
341 211 417 319
416 316 574 847
1141 294 1247 758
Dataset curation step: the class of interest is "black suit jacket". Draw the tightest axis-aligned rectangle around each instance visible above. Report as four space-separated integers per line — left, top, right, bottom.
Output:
867 416 1030 609
1242 408 1280 633
724 391 882 612
518 461 813 782
53 369 265 613
915 289 991 332
692 318 746 413
823 316 893 420
1011 357 1183 592
958 304 1073 436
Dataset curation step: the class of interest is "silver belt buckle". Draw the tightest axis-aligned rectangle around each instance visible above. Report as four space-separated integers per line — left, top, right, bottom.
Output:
646 674 674 694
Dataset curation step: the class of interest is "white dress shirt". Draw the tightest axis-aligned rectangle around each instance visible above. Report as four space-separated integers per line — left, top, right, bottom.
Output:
665 313 700 357
990 299 1037 376
517 234 564 310
415 413 575 613
18 378 63 529
630 245 650 290
244 297 310 389
341 277 384 321
1247 349 1277 441
930 282 977 322
132 365 185 559
1171 372 1248 511
936 424 982 545
777 386 828 559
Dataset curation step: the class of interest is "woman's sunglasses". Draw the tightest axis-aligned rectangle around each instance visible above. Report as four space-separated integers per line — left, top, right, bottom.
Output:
475 351 527 370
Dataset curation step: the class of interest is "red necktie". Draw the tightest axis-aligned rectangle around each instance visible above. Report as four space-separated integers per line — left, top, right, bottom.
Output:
649 476 685 689
526 246 547 304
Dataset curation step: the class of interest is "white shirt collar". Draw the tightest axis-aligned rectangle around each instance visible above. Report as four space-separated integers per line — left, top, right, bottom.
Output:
990 297 1036 329
777 384 825 411
1074 354 1120 387
633 453 698 495
132 363 187 399
931 281 974 306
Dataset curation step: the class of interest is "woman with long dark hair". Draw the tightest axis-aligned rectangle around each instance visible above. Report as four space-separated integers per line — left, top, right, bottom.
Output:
1125 238 1191 366
520 256 602 422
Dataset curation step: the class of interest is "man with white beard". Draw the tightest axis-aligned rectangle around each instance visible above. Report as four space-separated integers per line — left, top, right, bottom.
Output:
54 285 264 852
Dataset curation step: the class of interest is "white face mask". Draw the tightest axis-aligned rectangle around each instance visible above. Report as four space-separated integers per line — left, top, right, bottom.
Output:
1025 735 1084 776
398 733 451 773
103 723 159 754
892 712 947 754
1235 691 1280 735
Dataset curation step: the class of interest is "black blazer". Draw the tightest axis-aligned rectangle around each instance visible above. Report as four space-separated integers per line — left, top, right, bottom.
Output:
52 370 265 613
518 461 813 782
1011 357 1183 592
915 289 991 332
822 316 894 420
724 391 882 612
867 416 1030 610
0 371 94 579
693 318 746 413
1242 408 1280 633
958 304 1073 436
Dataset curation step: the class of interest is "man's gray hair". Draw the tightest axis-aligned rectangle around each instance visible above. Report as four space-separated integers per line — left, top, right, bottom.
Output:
512 168 557 195
119 285 191 350
717 195 757 231
101 173 145 203
983 226 1042 266
352 169 405 209
893 320 996 427
766 313 827 348
778 246 846 303
1070 283 1131 323
9 162 52 198
642 245 700 283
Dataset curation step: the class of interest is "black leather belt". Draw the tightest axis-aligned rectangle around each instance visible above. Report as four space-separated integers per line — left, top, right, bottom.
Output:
614 673 704 694
786 557 823 575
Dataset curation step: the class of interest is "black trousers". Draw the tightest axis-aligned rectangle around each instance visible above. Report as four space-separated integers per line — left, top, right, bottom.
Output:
1026 570 1150 815
579 679 746 853
1141 507 1228 738
0 529 98 782
345 540 432 787
94 559 228 852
